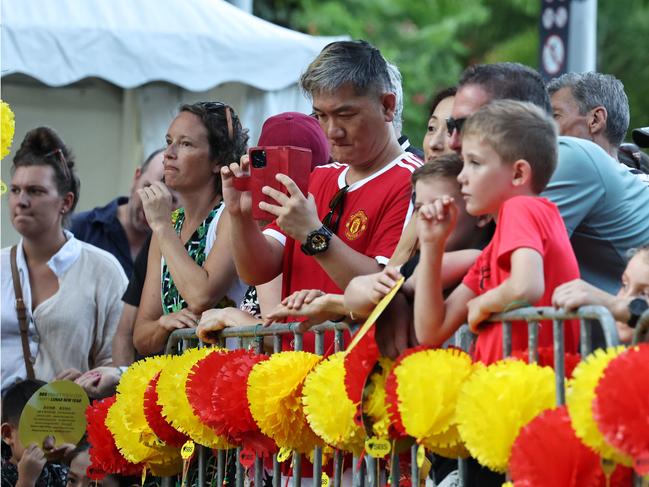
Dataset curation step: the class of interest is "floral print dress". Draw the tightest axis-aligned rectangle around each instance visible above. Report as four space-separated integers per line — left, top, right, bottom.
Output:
161 204 235 314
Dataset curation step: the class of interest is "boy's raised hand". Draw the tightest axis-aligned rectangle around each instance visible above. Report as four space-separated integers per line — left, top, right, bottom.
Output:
416 196 457 245
17 444 47 486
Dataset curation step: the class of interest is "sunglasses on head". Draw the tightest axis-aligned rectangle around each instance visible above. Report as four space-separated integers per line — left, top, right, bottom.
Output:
322 185 349 233
446 116 467 137
198 101 234 141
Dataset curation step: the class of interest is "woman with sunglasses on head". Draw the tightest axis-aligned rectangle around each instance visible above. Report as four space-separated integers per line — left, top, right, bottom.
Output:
1 127 127 394
132 102 248 355
423 87 457 163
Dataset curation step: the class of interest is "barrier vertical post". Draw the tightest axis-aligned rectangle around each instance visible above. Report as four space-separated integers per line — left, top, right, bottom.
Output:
553 319 566 405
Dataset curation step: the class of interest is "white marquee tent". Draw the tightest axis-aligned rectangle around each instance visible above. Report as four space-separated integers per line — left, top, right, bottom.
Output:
1 0 342 245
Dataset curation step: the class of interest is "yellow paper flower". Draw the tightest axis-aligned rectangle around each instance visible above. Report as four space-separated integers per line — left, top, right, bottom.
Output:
421 424 470 459
566 346 632 465
248 351 323 454
106 356 179 465
148 457 183 477
1 100 16 160
302 352 365 455
157 347 231 449
362 357 393 438
394 349 473 440
456 360 556 473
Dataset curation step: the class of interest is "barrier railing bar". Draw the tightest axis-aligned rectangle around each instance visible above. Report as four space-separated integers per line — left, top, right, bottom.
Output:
632 309 649 345
235 447 244 487
410 445 419 487
313 332 324 486
389 445 399 486
528 322 538 363
333 451 343 487
365 456 379 487
553 319 566 405
217 450 225 487
502 321 512 358
579 317 592 357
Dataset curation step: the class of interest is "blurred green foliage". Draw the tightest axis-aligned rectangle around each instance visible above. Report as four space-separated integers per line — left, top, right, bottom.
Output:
254 0 649 148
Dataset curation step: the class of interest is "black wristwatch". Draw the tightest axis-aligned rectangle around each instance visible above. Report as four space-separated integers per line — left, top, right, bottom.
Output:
300 225 333 256
627 297 649 328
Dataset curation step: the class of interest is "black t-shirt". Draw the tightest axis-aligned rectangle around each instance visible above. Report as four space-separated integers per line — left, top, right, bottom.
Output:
122 234 151 307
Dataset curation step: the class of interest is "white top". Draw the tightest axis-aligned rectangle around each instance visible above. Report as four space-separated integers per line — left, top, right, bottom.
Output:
1 231 127 393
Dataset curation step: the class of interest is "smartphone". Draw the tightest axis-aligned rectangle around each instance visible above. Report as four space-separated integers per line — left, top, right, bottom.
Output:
237 146 312 221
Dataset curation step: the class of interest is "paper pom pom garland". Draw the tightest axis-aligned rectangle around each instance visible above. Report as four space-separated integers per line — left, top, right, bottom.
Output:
247 351 323 454
208 349 276 455
361 357 394 439
594 344 649 475
456 360 556 473
386 347 474 443
509 406 602 487
185 349 232 430
86 396 142 477
302 352 365 455
344 328 380 406
106 356 179 465
1 100 15 160
157 347 232 449
143 372 188 447
566 346 632 466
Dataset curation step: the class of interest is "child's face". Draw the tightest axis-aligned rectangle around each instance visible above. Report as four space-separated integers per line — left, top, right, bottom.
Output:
67 450 92 487
1 422 25 463
617 251 649 299
414 177 476 251
458 135 514 218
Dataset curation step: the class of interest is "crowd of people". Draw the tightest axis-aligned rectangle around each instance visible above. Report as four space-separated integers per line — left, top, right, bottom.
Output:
2 39 649 486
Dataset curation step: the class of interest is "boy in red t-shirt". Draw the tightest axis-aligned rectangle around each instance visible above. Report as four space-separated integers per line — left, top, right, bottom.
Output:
414 100 580 364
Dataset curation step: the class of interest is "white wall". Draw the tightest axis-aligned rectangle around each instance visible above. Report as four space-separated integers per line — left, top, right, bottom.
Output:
1 77 140 247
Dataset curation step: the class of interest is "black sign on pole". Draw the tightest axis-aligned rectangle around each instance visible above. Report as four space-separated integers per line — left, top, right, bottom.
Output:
539 0 571 81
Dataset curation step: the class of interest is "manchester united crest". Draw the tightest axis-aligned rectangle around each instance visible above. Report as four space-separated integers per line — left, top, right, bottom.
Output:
345 210 368 240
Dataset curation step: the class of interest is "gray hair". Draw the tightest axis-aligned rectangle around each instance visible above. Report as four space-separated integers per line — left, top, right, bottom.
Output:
300 40 391 100
547 72 630 147
386 62 403 133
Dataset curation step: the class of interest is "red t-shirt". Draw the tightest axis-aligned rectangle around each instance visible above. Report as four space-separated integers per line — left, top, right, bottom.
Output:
462 195 580 364
264 153 423 351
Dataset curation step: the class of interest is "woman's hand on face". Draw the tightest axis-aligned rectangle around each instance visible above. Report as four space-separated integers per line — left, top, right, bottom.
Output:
138 181 174 232
221 155 253 218
158 308 200 331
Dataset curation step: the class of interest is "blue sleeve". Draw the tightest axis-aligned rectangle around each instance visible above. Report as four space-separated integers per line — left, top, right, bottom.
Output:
541 137 605 236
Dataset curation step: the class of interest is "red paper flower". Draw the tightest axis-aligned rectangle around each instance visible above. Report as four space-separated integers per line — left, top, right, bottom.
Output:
143 372 188 447
185 349 232 427
86 396 142 476
594 344 649 475
210 349 276 455
510 406 601 486
511 347 580 378
344 328 380 405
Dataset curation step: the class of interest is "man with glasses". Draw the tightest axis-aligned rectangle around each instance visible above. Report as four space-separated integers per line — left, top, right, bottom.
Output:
448 62 649 323
222 40 422 351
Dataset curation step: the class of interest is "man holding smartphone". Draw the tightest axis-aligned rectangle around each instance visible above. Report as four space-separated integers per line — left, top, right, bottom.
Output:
221 40 422 351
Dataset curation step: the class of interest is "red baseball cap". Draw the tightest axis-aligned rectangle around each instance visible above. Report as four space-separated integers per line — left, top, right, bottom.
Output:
257 112 330 169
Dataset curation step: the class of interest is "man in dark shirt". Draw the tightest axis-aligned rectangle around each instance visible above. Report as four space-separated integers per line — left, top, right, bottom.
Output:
70 149 164 277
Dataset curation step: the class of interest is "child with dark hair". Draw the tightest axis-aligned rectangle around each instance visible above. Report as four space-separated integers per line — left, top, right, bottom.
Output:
1 380 71 487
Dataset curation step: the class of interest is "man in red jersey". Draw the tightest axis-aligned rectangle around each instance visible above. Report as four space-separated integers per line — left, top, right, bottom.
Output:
221 40 422 350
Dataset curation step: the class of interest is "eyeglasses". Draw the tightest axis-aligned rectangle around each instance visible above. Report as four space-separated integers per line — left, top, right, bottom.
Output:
322 185 349 233
198 101 234 141
44 148 71 182
446 116 467 137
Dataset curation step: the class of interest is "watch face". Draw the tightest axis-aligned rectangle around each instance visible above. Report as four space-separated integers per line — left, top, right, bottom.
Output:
312 234 328 251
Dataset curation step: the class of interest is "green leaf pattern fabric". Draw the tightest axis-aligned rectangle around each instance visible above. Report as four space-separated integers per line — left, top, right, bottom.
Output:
161 203 235 314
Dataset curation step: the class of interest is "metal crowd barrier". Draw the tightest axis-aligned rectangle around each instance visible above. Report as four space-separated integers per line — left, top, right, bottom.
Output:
162 305 638 487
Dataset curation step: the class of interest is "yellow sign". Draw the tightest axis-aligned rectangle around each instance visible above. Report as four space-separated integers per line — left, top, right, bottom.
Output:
416 444 426 468
19 380 89 448
365 437 391 458
346 277 405 353
321 473 330 487
181 440 195 460
277 447 292 463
